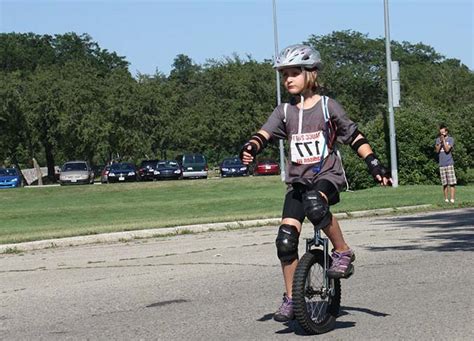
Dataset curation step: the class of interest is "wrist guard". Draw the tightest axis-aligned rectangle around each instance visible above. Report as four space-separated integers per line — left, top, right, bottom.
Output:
239 132 268 161
239 141 258 161
365 153 388 182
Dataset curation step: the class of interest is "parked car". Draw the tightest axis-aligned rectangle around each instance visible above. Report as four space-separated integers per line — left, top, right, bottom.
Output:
220 157 248 177
154 160 182 180
59 161 94 185
176 153 208 179
107 162 138 183
100 165 110 184
253 159 280 176
138 160 159 181
0 167 22 189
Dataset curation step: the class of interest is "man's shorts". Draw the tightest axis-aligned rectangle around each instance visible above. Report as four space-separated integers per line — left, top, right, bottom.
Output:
440 165 457 186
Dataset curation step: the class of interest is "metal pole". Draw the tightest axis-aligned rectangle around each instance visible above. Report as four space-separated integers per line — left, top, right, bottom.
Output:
384 0 399 187
272 0 286 181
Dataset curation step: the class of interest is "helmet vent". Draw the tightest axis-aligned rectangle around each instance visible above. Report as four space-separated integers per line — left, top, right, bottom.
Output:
273 44 322 70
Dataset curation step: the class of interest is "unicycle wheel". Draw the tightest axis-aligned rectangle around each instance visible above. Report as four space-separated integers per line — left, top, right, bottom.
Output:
292 249 341 334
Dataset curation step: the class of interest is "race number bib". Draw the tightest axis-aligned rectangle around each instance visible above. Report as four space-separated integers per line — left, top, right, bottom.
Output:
290 131 328 164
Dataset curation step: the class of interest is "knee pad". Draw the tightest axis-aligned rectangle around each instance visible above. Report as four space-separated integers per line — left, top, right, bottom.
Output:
275 224 299 263
302 189 332 229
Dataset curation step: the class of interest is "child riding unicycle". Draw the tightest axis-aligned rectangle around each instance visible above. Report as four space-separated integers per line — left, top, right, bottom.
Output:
240 44 392 329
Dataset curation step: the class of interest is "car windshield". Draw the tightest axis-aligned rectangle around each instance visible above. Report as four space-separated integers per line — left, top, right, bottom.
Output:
140 161 157 168
222 158 243 166
183 154 206 164
110 163 134 171
157 161 178 169
62 163 88 171
0 168 18 176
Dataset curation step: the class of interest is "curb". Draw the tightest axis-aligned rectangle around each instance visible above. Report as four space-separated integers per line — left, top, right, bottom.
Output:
0 204 432 253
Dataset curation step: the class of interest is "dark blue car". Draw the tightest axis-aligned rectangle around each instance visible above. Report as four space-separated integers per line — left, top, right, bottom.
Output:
107 162 138 183
154 160 182 180
0 168 22 189
220 157 249 177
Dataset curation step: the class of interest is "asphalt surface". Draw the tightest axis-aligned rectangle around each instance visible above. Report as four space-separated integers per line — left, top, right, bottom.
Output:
1 208 473 340
0 205 432 253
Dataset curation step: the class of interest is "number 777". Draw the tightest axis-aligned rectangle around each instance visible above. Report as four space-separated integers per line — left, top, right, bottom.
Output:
295 141 320 157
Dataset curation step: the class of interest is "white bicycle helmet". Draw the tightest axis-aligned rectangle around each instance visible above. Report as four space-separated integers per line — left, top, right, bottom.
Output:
273 44 322 71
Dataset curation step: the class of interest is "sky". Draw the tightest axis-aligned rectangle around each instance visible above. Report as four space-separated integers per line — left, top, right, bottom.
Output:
1 0 473 76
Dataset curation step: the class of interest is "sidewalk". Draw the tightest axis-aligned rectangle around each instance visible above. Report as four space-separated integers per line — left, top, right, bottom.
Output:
0 204 432 253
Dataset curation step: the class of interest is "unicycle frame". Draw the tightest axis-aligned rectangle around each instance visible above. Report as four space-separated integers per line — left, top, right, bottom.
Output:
305 228 333 297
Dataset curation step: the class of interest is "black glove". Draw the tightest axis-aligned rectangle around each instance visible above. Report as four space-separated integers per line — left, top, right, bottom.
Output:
365 154 389 183
239 141 258 162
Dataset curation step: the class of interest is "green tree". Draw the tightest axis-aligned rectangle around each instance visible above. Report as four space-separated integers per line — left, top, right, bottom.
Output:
306 31 387 123
0 32 128 74
0 72 32 169
23 65 65 180
0 32 133 178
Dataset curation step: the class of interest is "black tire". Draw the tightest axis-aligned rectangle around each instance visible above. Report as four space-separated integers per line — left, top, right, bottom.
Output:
292 249 341 335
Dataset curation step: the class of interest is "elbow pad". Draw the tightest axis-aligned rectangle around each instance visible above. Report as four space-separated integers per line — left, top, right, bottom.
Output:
251 132 269 150
349 130 369 152
351 137 369 153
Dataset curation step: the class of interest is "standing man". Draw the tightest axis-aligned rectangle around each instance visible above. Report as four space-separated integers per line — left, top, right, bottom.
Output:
435 124 456 203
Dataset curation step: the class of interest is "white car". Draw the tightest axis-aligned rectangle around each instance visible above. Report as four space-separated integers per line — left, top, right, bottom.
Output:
59 161 95 185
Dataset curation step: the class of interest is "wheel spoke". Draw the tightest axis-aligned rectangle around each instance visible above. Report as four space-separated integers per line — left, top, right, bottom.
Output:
305 262 330 323
306 301 328 323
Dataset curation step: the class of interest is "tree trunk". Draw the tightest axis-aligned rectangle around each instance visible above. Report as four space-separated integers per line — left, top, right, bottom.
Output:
44 141 56 183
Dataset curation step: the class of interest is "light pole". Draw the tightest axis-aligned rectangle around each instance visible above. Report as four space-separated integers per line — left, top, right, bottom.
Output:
384 0 399 187
272 0 286 181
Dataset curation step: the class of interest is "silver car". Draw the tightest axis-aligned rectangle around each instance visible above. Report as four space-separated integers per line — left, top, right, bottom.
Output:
59 161 95 185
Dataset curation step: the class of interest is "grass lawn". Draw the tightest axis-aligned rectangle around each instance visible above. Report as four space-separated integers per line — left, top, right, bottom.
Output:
1 176 473 244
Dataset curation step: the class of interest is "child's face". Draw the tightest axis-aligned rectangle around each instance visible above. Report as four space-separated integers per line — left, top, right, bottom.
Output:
439 128 448 136
281 67 305 94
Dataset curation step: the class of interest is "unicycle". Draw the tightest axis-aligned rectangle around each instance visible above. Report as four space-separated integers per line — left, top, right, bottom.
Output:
292 228 342 334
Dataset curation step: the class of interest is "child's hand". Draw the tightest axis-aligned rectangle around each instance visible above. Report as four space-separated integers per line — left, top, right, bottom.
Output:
375 174 392 186
239 143 258 165
365 154 391 186
241 146 254 165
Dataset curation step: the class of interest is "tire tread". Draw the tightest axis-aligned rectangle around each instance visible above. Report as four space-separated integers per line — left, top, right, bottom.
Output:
292 249 341 334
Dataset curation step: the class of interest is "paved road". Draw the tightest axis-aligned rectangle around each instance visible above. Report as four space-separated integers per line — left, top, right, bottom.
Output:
1 208 473 340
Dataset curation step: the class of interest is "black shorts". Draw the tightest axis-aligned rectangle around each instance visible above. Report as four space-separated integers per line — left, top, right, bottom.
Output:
282 179 340 224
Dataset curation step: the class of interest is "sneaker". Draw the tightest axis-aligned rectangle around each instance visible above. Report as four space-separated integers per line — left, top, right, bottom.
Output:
327 249 355 279
445 199 449 203
273 293 294 322
450 199 455 203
